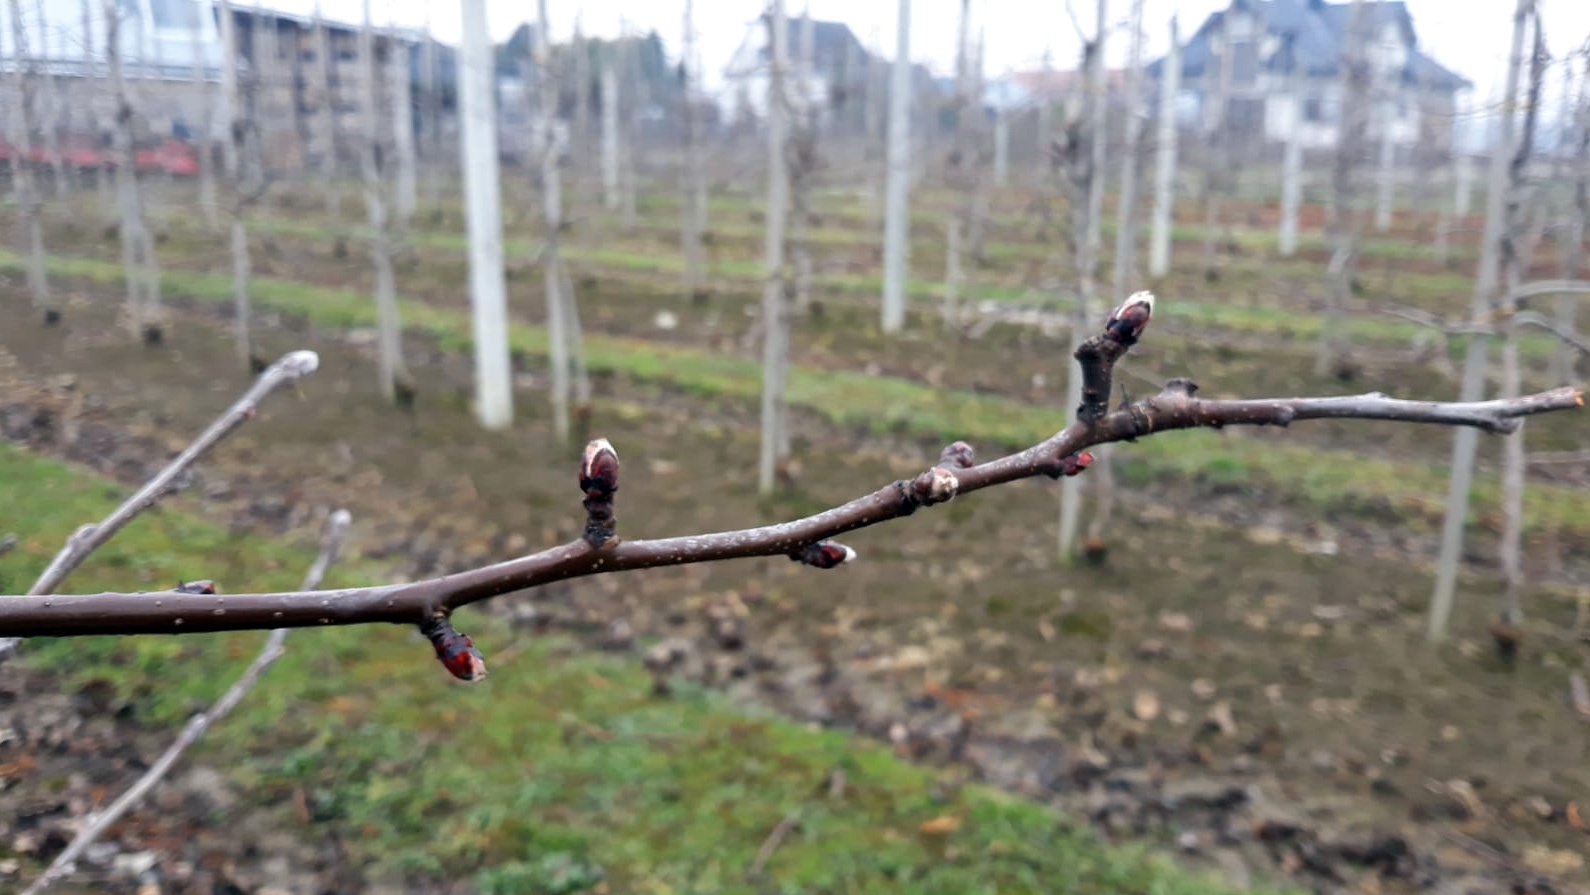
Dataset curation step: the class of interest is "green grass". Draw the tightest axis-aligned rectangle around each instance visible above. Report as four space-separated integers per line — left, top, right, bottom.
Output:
244 214 1566 360
6 247 1588 537
0 441 1277 893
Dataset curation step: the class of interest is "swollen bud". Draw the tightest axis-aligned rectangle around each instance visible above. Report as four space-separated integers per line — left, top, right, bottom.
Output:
420 615 488 681
579 438 620 497
939 441 976 469
1059 451 1094 477
1105 290 1155 346
175 580 217 594
579 438 620 547
791 541 858 569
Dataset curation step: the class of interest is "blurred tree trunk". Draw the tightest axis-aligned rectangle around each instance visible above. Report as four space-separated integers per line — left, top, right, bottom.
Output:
600 60 619 211
218 0 262 371
458 0 511 429
1089 0 1145 554
1198 11 1231 277
189 0 218 229
1278 79 1303 257
1318 0 1370 376
536 0 573 443
1149 17 1179 277
359 0 408 403
880 0 911 334
758 0 791 495
83 0 113 215
1497 16 1547 628
1555 65 1588 384
620 21 641 232
389 21 417 229
1373 101 1395 232
1428 0 1533 642
1057 2 1106 562
314 5 340 223
104 0 162 342
943 0 973 324
571 18 589 166
789 5 814 317
992 108 1008 187
37 0 68 198
7 0 52 321
680 0 706 302
419 16 442 210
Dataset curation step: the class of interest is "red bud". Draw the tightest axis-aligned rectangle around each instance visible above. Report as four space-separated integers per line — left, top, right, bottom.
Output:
1060 451 1094 477
1105 290 1155 345
421 616 488 681
791 541 858 569
579 438 620 497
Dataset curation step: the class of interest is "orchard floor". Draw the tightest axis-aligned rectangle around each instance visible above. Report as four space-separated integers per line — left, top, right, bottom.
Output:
0 271 1587 892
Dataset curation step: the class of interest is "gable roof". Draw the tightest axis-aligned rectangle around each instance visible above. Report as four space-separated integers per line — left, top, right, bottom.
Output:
1147 0 1470 92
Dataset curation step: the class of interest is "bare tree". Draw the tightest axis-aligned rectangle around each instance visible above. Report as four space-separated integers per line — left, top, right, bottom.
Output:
758 0 792 495
419 14 441 209
1278 75 1304 257
880 0 911 334
7 0 52 322
619 21 642 232
459 0 513 429
1198 9 1233 277
1555 54 1589 385
1318 0 1371 376
1148 16 1179 277
1372 57 1397 233
1428 0 1534 642
189 0 219 229
789 5 816 316
571 16 589 162
104 0 163 343
943 0 975 324
217 0 266 371
1495 15 1549 636
1056 0 1107 561
1089 0 1147 555
388 13 417 229
679 0 708 302
358 0 409 404
600 53 620 211
313 4 341 222
535 0 585 444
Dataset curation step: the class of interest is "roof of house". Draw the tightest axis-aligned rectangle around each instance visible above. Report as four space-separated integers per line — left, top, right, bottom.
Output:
724 16 869 79
1148 0 1470 92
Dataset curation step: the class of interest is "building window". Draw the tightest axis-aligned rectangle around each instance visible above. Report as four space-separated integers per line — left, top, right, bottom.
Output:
148 0 200 29
1303 97 1324 122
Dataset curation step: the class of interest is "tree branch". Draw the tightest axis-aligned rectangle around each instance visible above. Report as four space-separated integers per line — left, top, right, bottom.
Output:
19 509 350 895
0 297 1580 672
0 351 320 659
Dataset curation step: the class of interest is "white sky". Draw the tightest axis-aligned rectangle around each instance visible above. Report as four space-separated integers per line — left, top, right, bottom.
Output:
275 0 1588 106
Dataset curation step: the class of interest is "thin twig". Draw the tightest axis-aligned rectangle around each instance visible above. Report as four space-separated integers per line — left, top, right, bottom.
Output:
0 351 319 660
747 808 803 878
1572 673 1590 723
19 509 350 895
0 300 1581 651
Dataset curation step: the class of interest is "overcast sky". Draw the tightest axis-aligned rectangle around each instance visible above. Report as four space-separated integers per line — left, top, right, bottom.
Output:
279 0 1588 107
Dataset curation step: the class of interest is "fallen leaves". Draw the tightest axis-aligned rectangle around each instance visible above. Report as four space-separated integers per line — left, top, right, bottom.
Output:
918 815 961 836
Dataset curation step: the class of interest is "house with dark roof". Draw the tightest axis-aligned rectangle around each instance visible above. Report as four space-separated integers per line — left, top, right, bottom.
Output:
723 14 936 130
1149 0 1471 152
